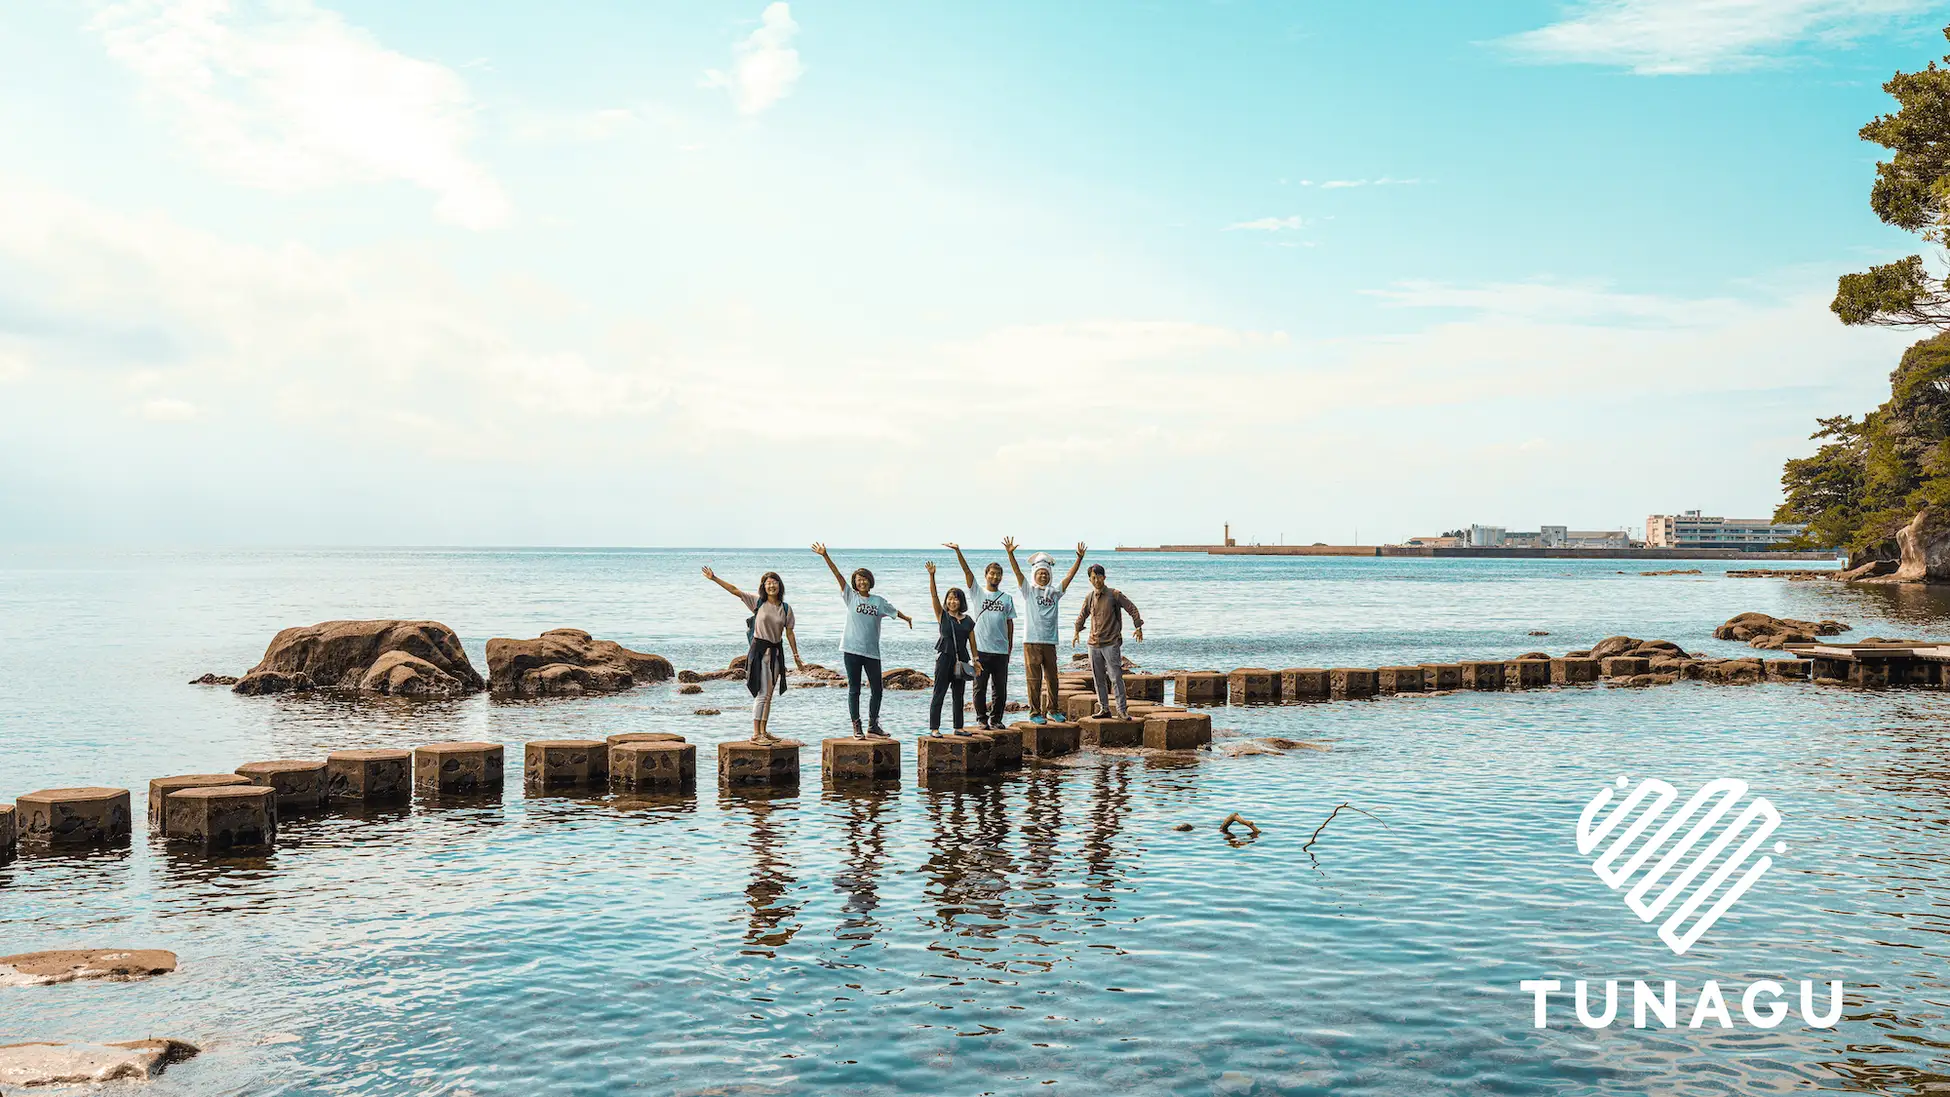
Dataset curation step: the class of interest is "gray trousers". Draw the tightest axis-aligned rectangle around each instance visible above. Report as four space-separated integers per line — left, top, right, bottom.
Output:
1089 641 1127 717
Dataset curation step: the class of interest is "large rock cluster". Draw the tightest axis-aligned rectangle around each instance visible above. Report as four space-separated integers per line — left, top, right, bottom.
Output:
233 620 483 698
485 629 673 698
1712 612 1850 649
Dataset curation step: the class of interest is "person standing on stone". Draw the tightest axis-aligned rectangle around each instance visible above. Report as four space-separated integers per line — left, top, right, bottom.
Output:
813 543 913 739
925 560 978 735
702 565 805 743
1071 564 1144 719
1006 538 1085 725
947 542 1017 730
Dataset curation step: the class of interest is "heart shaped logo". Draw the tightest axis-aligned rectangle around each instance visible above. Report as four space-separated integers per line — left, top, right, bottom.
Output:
1576 776 1784 955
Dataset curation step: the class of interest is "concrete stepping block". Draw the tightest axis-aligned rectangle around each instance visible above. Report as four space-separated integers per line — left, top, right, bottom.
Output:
1376 666 1425 693
1143 711 1212 751
1080 716 1146 748
16 788 132 847
1122 673 1166 702
1550 657 1600 684
982 727 1025 769
235 760 328 811
163 786 275 849
523 740 609 793
1602 657 1651 678
1063 693 1101 721
820 738 900 783
604 732 686 747
718 739 802 788
1506 658 1551 689
0 804 13 859
325 749 411 802
1279 668 1329 701
612 741 697 792
146 775 250 828
1010 721 1080 757
1765 659 1811 680
413 742 505 796
1228 668 1279 704
1459 661 1506 690
1330 668 1378 699
1419 663 1463 690
1172 671 1227 706
918 734 995 778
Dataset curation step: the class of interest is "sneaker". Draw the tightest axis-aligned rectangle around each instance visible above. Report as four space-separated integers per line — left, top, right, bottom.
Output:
868 725 892 739
1088 709 1110 720
1030 714 1047 725
852 720 865 739
953 728 978 737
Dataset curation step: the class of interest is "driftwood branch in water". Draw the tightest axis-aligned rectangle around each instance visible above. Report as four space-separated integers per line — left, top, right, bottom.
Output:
1218 812 1259 836
1302 801 1388 875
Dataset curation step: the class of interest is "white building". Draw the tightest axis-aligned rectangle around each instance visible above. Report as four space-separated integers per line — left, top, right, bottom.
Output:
1468 525 1506 547
1468 524 1630 549
1645 510 1808 549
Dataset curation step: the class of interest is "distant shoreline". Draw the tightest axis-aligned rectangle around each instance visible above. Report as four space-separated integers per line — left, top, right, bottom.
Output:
1116 544 1840 561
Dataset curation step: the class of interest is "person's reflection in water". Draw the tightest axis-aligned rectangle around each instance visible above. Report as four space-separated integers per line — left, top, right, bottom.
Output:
1018 766 1065 918
728 793 801 956
919 780 1017 966
1082 761 1133 924
829 785 893 945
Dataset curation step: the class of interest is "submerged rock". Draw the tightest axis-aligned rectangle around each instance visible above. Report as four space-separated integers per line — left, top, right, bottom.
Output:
882 667 933 690
0 949 176 987
0 1038 198 1087
1713 612 1850 649
485 628 673 698
234 620 482 698
187 673 238 686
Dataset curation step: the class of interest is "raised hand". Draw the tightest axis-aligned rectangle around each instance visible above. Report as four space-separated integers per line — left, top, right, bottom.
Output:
701 566 716 581
925 561 937 574
811 542 827 557
1076 542 1087 557
1002 536 1017 552
942 542 959 551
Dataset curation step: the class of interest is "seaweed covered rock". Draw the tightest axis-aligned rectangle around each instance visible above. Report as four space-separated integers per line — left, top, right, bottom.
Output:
485 628 673 698
1713 612 1850 649
234 621 482 697
882 667 933 690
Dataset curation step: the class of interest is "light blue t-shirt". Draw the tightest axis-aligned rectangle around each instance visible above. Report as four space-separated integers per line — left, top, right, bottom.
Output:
968 582 1016 654
1019 580 1065 645
841 589 900 660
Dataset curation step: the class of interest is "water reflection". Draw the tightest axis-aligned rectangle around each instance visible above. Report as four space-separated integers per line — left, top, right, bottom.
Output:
1082 762 1134 921
723 796 800 957
918 781 1017 967
825 785 893 945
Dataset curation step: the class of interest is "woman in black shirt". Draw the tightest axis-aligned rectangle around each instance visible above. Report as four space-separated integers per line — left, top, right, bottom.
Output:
925 560 978 735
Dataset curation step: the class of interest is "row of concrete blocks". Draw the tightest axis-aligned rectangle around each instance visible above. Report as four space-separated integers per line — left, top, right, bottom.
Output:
1174 658 1682 705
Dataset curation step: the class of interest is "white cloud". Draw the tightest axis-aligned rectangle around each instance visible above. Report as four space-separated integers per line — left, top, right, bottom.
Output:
1502 0 1935 75
1225 215 1307 232
138 396 198 421
89 0 509 228
704 2 804 115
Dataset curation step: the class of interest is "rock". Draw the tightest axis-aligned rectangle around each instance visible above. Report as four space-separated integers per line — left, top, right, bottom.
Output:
1887 507 1950 582
694 708 722 716
0 949 176 987
0 1038 198 1087
1172 823 1194 832
1699 658 1765 684
187 673 238 686
1516 651 1552 660
485 628 673 698
882 667 933 690
1639 569 1702 576
234 620 482 697
1713 612 1850 649
1565 649 1592 658
679 683 703 695
1728 569 1838 580
796 663 843 682
677 670 704 683
357 651 472 698
1587 636 1643 661
1527 630 1550 636
1839 558 1898 581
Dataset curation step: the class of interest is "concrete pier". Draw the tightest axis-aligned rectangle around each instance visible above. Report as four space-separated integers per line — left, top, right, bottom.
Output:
605 732 686 748
1459 662 1506 690
325 749 412 803
235 760 329 811
1331 668 1379 699
983 726 1026 769
163 786 275 849
1122 674 1166 702
1011 720 1081 757
1765 659 1811 680
0 803 14 859
1063 692 1101 721
1550 657 1600 684
612 741 697 792
820 738 900 783
1506 659 1551 689
1420 663 1464 690
147 775 250 828
17 788 132 847
1279 668 1329 701
1080 715 1146 748
523 740 610 793
1228 668 1279 704
718 739 803 788
1143 712 1212 751
1376 666 1425 693
1601 657 1651 678
413 742 505 796
1172 671 1227 706
918 733 995 779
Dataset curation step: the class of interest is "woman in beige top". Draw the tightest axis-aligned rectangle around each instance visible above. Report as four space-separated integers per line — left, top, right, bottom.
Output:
703 566 806 742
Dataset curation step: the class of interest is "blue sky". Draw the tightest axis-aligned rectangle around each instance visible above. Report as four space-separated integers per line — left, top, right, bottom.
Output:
0 0 1941 546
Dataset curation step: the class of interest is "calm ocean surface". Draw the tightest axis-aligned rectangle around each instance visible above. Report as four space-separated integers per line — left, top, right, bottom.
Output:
7 548 1950 1096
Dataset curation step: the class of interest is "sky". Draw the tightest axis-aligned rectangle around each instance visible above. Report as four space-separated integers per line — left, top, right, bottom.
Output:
0 0 1943 548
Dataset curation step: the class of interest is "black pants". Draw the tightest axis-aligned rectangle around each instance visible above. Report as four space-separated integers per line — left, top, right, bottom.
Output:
973 651 1009 726
929 655 965 730
844 652 883 726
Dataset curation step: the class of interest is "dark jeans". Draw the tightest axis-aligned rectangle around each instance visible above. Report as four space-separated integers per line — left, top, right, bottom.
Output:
844 652 883 726
973 651 1009 726
929 655 966 730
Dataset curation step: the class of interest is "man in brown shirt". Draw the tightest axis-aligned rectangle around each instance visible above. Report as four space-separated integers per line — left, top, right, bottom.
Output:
1071 564 1144 718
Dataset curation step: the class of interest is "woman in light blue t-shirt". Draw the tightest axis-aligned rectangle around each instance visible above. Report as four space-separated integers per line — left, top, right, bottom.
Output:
814 543 913 738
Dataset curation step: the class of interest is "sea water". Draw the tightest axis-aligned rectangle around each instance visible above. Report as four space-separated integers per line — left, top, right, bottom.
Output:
4 548 1949 1096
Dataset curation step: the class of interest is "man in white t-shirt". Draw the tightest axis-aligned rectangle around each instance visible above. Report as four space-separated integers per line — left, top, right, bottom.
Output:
948 542 1016 730
1006 538 1085 723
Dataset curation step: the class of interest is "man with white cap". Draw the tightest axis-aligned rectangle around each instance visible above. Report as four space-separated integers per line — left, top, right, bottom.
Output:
1005 537 1086 724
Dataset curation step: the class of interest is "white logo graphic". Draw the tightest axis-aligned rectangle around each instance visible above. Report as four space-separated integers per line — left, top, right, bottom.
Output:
1576 776 1785 956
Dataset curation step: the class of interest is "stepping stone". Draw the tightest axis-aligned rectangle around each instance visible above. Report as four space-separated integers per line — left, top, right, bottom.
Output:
1550 657 1600 684
413 742 505 796
1376 666 1425 693
604 732 686 747
1011 721 1080 757
820 737 900 783
1330 668 1378 699
524 739 609 793
1419 663 1463 690
1063 692 1100 721
0 803 12 859
1459 661 1506 690
983 726 1025 769
1506 659 1551 689
163 786 275 849
718 739 802 788
325 749 411 802
146 775 251 828
611 741 697 792
1171 671 1226 706
1279 668 1329 701
235 760 328 811
918 733 995 779
1122 673 1166 702
1228 668 1278 704
1143 711 1212 751
16 788 131 847
1080 716 1146 748
1601 657 1651 678
1765 659 1811 680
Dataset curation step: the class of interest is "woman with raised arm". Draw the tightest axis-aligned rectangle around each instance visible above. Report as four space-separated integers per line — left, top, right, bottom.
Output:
701 565 805 743
925 560 979 736
813 543 913 739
